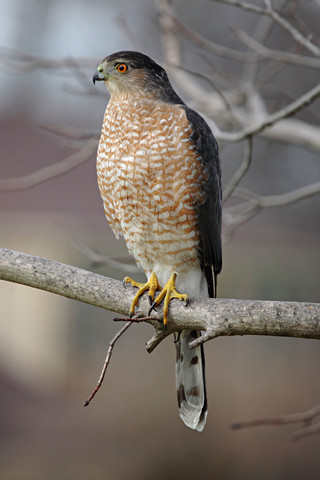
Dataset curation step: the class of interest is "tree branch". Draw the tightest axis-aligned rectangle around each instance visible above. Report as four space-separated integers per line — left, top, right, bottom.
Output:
170 14 320 68
234 29 320 68
156 0 182 67
214 0 320 57
260 118 320 153
0 140 96 192
223 136 253 203
73 240 140 274
0 248 319 352
214 82 320 143
223 181 320 241
231 404 320 442
0 45 96 72
84 321 133 406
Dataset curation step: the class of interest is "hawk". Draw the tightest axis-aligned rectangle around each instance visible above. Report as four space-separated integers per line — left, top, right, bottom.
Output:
93 51 222 431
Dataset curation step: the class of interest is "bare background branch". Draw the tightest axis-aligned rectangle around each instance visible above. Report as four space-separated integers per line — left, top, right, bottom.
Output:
231 404 320 442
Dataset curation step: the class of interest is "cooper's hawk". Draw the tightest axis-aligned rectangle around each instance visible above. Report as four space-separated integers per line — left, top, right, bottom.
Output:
93 51 222 431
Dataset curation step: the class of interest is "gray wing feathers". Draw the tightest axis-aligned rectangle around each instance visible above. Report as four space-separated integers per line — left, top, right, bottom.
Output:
184 106 222 298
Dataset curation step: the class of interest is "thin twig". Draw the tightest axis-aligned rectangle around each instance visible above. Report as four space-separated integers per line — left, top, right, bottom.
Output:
67 57 98 95
213 0 266 15
229 181 320 211
156 0 182 66
175 64 239 120
214 0 320 57
84 321 133 406
0 46 96 72
223 180 320 241
231 404 320 441
239 0 278 85
223 136 253 203
115 16 142 51
215 82 320 143
170 15 259 63
263 0 320 57
235 29 320 68
0 140 96 192
291 422 320 442
73 240 140 274
170 15 320 68
40 122 99 140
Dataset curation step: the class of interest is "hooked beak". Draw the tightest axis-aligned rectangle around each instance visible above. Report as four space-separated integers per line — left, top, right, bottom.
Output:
92 72 105 84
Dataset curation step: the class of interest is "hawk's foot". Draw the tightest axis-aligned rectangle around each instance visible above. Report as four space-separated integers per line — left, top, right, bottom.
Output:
149 272 188 327
123 271 161 318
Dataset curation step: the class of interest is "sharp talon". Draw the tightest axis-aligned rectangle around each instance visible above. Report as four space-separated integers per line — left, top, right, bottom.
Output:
148 303 157 316
124 271 189 327
123 272 162 319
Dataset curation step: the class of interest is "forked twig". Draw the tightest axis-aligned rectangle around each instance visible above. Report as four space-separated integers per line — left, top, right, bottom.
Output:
231 404 320 441
84 321 133 406
0 140 96 192
214 0 320 57
84 313 164 406
223 136 253 203
234 29 320 68
73 240 140 274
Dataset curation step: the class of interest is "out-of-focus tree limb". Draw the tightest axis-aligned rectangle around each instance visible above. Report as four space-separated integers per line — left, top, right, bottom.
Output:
231 404 320 442
214 0 320 57
223 181 320 241
0 140 96 192
0 45 96 72
235 29 320 68
211 82 320 143
260 118 320 152
73 240 140 274
166 14 320 68
223 136 253 202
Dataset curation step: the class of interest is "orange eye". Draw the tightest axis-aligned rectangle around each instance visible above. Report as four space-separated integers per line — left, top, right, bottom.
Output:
116 63 128 73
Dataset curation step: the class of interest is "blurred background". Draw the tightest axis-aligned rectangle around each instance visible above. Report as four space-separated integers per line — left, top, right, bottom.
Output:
0 0 320 479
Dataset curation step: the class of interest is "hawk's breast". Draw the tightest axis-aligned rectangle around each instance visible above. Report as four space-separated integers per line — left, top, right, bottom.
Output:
96 95 208 274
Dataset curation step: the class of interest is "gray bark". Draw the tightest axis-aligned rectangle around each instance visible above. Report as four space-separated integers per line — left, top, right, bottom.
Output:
0 248 319 352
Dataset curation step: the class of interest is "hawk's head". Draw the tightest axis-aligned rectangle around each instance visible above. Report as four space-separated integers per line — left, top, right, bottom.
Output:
93 51 182 103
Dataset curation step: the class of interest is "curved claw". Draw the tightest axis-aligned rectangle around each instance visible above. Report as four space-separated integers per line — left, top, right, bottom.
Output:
123 272 161 319
150 272 189 327
123 271 189 327
148 302 157 316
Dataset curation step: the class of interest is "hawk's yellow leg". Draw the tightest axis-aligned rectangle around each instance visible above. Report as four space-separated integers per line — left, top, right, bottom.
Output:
149 272 188 327
124 271 161 318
